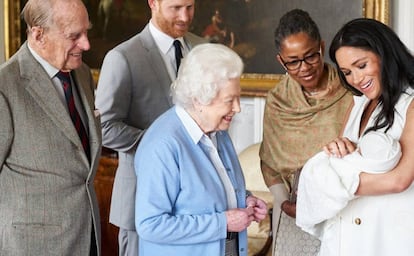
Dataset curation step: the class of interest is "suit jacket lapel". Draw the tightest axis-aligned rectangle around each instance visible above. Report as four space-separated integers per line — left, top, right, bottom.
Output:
18 44 92 166
72 69 101 169
140 26 173 106
139 26 205 107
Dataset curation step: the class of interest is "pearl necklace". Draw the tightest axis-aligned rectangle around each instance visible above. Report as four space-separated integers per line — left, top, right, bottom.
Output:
303 88 322 96
307 90 321 95
303 83 330 96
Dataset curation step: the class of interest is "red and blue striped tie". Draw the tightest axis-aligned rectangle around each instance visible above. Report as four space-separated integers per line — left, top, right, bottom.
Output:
56 71 90 160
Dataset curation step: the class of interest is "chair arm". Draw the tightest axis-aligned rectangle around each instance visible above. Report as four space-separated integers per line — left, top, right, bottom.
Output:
253 207 273 256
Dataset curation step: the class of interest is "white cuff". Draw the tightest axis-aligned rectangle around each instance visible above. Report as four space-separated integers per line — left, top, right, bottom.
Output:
269 183 289 209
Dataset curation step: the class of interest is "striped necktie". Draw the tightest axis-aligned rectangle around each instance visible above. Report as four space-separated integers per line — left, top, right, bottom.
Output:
56 71 90 160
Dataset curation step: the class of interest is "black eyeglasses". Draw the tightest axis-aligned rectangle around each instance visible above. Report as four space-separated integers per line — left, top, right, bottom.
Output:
279 47 322 71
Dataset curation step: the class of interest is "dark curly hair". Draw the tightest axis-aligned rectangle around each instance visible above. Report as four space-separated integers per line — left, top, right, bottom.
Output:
274 9 321 53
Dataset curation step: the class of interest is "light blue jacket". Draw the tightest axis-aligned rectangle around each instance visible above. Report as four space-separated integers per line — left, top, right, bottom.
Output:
135 107 248 256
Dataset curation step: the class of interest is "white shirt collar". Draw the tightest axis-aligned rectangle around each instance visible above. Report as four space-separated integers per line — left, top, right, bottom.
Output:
27 44 60 78
175 105 217 146
175 105 204 144
149 20 185 54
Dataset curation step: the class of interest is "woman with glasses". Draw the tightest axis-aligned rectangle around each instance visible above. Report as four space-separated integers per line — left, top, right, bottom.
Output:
259 9 353 256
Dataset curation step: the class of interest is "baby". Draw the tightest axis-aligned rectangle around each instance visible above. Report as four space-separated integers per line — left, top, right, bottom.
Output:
295 131 401 238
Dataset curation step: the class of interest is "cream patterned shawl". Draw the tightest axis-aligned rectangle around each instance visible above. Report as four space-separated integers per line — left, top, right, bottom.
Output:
259 64 353 189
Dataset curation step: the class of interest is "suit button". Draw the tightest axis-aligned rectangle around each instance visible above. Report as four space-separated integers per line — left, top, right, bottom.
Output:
354 218 361 225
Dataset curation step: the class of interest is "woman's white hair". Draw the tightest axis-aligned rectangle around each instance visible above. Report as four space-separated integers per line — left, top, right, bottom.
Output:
171 43 244 109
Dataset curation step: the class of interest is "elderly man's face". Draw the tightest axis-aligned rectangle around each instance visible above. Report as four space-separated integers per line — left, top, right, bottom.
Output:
42 0 90 71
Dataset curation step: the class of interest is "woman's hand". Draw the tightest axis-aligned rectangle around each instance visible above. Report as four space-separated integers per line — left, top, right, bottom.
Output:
246 195 268 222
323 137 356 158
281 200 296 218
225 207 254 232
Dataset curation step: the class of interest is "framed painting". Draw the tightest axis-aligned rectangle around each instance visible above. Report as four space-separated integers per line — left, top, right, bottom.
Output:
4 0 389 96
4 0 151 69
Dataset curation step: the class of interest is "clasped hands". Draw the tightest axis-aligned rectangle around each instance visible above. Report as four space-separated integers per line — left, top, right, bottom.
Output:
225 195 267 232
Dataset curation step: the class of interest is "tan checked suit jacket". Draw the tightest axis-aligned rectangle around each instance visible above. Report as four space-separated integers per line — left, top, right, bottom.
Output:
0 42 102 255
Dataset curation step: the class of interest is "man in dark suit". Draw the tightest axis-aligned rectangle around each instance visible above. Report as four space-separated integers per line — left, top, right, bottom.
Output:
95 0 205 255
0 0 102 255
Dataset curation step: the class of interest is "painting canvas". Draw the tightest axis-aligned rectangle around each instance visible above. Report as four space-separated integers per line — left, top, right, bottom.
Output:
6 0 389 77
82 0 151 69
192 0 365 74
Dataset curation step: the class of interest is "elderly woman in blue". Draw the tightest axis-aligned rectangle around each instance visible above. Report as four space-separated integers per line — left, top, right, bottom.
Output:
134 43 267 256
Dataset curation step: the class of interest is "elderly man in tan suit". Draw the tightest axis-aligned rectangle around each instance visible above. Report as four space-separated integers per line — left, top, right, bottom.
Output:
0 0 102 255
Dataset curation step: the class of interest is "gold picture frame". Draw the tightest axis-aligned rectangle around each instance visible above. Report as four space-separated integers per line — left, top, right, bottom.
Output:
3 0 389 97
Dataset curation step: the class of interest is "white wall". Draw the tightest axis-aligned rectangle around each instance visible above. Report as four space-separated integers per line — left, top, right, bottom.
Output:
392 0 414 52
228 97 266 154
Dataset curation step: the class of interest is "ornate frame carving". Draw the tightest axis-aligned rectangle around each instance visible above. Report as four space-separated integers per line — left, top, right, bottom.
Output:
3 0 389 97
